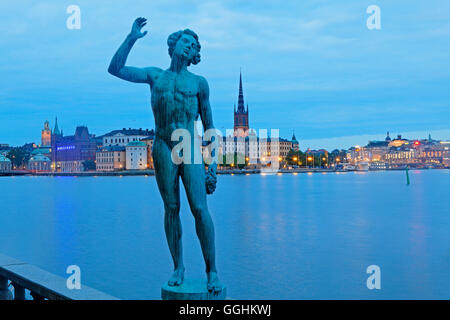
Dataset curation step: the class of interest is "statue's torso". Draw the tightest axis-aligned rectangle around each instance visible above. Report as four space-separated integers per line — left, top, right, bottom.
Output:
151 70 199 142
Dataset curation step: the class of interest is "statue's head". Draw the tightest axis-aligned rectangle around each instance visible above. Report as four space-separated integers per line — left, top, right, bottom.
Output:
167 29 201 66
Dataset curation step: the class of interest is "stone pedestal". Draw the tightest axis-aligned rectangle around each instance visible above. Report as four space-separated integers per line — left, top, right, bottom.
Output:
161 279 226 300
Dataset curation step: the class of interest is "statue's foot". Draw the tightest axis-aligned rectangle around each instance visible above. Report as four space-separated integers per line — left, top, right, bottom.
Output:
207 271 224 294
168 268 184 286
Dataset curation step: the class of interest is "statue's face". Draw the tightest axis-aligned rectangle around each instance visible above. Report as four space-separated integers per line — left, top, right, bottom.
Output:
173 34 198 63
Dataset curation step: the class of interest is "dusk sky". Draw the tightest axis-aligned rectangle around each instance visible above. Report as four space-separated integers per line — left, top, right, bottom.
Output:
1 0 449 150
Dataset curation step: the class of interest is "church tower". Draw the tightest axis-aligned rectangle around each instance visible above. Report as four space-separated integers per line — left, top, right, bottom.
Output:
233 71 249 137
291 131 299 151
41 120 51 147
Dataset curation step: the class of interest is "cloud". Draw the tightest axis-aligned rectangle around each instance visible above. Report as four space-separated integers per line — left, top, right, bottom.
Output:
0 0 449 146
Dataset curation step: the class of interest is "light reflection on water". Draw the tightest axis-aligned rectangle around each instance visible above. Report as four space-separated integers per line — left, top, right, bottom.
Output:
0 170 449 299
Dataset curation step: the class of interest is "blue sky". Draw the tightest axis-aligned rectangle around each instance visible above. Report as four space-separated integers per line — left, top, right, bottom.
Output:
0 0 449 150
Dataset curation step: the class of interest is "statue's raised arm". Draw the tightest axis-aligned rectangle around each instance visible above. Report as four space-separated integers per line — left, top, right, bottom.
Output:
108 17 161 85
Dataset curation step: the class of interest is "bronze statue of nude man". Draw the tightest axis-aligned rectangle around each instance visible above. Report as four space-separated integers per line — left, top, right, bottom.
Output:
108 17 223 293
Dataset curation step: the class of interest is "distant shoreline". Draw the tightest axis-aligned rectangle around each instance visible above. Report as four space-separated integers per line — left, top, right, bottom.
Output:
0 167 448 177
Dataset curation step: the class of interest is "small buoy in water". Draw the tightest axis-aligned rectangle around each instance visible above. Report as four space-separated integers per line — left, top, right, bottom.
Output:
406 167 410 185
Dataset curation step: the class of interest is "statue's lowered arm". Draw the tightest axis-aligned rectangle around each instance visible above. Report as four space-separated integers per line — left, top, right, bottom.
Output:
199 76 218 195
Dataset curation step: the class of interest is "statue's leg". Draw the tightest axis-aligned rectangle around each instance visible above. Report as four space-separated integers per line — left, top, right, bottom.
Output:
180 163 224 293
153 139 184 286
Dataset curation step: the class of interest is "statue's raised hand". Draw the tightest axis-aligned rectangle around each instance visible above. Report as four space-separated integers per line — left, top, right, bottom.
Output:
130 17 148 40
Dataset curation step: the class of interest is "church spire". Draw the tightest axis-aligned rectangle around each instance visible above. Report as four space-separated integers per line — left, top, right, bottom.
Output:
237 70 245 112
53 117 61 136
292 130 297 141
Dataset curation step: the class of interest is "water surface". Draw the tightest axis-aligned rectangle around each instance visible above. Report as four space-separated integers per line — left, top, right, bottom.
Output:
0 170 448 299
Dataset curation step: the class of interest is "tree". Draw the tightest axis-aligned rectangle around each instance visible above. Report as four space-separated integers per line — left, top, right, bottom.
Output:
286 149 305 166
83 160 96 171
221 152 246 169
7 147 30 169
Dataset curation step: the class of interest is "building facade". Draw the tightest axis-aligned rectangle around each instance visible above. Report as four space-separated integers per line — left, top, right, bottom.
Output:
96 146 126 171
41 120 51 147
126 141 148 170
27 153 51 172
51 123 97 173
0 154 12 172
102 128 154 147
141 136 155 169
218 134 292 166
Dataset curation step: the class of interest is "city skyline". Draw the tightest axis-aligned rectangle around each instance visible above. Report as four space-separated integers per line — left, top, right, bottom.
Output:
3 116 449 152
1 1 449 149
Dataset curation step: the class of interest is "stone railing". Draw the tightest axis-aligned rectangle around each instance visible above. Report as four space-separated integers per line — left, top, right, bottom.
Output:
0 254 118 300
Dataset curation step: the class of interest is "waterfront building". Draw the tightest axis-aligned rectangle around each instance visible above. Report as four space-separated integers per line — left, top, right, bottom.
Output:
365 142 389 161
369 161 389 170
51 123 97 173
141 136 155 169
385 144 418 166
363 132 392 161
126 141 148 170
442 141 450 167
347 146 372 163
0 154 12 172
41 120 51 147
416 140 448 167
96 146 126 171
233 72 249 138
279 138 293 158
31 146 51 160
102 128 154 147
388 134 409 148
218 134 291 167
27 153 51 172
0 145 10 157
379 133 448 168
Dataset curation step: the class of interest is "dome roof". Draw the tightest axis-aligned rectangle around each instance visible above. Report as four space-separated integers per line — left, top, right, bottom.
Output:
32 147 51 155
29 153 51 162
0 154 11 162
385 131 391 141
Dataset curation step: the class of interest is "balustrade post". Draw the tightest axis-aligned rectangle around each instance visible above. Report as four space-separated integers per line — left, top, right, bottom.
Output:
0 276 13 300
30 291 45 301
12 282 26 300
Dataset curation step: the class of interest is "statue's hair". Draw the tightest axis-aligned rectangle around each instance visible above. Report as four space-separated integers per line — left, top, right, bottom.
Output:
167 29 201 66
